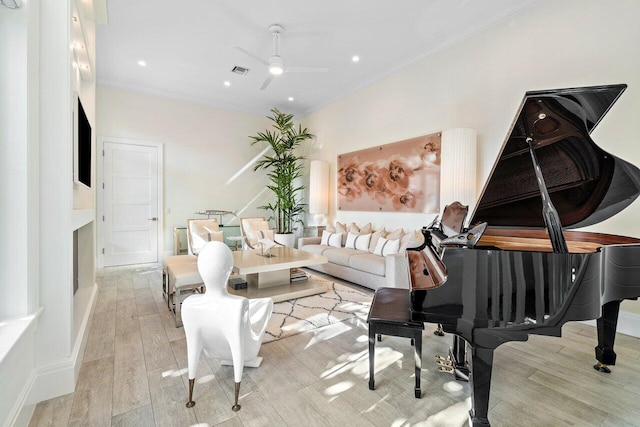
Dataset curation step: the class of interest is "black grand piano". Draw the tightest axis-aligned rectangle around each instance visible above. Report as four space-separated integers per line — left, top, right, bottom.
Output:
408 84 640 426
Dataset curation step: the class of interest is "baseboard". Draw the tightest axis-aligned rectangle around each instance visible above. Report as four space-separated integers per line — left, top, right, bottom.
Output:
6 369 36 427
582 310 640 338
27 282 98 405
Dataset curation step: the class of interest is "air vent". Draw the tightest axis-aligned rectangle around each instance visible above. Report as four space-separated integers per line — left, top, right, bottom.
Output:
231 66 249 75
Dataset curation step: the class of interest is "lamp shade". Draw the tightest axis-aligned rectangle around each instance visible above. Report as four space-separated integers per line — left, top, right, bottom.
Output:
309 160 329 218
440 128 477 213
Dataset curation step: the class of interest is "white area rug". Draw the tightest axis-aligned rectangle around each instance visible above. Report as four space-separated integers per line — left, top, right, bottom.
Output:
263 279 372 343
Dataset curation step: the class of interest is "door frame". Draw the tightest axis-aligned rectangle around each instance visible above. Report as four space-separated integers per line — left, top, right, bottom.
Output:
97 136 164 268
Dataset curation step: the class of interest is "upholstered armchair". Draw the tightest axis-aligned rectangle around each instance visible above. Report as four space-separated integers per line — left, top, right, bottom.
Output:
182 241 274 411
166 219 224 327
239 217 276 250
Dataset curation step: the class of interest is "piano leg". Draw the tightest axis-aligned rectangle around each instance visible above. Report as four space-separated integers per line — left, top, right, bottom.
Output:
451 335 470 382
368 328 376 390
594 300 620 373
468 346 494 427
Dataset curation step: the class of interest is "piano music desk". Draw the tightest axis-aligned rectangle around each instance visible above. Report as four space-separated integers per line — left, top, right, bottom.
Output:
367 287 424 398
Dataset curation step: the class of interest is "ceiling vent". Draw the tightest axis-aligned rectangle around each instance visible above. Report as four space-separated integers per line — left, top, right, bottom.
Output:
231 66 249 75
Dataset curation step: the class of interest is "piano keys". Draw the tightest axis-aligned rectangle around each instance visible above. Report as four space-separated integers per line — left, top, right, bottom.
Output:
408 84 640 426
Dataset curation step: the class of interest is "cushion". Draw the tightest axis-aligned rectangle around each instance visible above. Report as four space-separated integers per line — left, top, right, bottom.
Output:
168 263 203 289
190 225 223 255
348 253 386 276
335 221 348 235
386 228 404 241
345 232 371 251
321 230 343 248
373 236 400 256
244 219 270 246
298 244 330 256
323 248 359 267
369 228 386 253
399 230 424 251
349 222 372 235
258 229 275 242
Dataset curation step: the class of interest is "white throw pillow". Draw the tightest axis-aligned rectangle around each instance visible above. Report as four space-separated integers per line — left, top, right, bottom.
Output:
373 236 400 256
321 230 343 248
345 232 371 251
258 229 275 242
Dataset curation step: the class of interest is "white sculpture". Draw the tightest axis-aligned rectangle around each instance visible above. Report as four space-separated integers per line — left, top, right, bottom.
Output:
182 241 274 411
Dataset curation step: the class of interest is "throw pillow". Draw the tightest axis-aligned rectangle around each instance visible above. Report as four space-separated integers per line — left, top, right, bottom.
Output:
349 222 373 235
399 230 424 251
321 230 343 248
373 236 400 256
345 232 372 251
369 228 386 253
335 222 349 245
258 229 275 242
386 228 404 241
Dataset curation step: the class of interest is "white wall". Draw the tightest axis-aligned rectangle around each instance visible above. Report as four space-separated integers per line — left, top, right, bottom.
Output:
301 0 640 313
96 86 274 254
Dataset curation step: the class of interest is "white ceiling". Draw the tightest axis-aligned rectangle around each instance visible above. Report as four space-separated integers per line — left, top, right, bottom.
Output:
96 0 542 117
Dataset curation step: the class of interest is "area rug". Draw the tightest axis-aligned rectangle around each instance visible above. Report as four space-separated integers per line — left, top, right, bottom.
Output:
263 279 373 343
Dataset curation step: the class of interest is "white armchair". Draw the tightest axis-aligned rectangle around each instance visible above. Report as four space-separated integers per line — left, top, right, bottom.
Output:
182 241 274 411
167 219 224 327
239 217 275 250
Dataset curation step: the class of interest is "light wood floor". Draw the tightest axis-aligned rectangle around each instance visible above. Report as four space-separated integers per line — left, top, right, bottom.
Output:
29 264 640 427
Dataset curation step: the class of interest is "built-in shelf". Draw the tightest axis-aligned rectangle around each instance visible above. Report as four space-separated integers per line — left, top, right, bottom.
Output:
71 208 94 231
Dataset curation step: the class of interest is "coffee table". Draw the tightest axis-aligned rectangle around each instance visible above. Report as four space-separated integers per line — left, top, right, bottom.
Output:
229 246 328 302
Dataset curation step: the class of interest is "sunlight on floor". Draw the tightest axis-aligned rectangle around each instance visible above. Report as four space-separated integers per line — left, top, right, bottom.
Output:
305 321 352 349
443 380 464 396
415 397 471 427
196 374 215 384
162 368 188 378
324 380 354 396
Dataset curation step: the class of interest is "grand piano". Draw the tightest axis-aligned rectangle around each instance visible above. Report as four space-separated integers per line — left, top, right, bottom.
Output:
408 84 640 426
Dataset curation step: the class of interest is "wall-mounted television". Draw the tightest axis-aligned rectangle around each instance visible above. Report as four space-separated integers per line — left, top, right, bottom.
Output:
74 94 92 188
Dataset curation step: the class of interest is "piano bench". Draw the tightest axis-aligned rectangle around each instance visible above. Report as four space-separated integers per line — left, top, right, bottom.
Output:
367 287 424 398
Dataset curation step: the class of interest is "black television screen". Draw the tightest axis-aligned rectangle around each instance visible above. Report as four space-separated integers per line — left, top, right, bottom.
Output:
77 98 91 187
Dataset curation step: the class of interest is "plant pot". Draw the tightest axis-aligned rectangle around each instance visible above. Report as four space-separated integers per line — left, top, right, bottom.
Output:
274 233 296 248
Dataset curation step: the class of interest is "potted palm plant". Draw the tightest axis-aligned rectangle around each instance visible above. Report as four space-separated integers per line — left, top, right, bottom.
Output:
250 108 315 247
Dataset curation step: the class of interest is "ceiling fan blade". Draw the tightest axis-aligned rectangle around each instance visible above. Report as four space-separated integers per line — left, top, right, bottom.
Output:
260 74 275 90
286 66 329 73
234 46 269 66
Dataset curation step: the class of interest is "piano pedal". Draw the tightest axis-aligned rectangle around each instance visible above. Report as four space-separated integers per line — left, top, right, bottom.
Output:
435 355 451 363
593 362 611 374
436 355 454 374
438 365 455 374
434 325 445 336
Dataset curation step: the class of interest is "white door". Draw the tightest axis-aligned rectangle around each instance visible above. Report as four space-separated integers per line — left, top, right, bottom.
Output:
102 139 161 266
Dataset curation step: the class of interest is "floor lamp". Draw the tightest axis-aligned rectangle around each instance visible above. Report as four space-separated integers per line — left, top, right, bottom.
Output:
309 160 329 226
440 128 477 219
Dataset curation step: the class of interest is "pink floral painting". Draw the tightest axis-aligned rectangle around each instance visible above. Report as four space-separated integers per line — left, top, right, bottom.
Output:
337 132 441 213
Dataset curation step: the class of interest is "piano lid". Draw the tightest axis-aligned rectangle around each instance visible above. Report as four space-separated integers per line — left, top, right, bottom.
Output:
471 84 640 229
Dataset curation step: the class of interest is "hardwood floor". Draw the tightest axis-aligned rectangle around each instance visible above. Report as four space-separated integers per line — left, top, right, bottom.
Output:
29 264 640 427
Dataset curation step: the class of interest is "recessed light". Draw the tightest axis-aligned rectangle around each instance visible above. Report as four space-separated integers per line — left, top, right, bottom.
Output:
352 55 360 63
224 81 231 87
288 97 294 101
138 60 146 67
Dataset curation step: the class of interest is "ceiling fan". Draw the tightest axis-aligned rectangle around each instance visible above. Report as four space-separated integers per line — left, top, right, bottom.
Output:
235 24 329 90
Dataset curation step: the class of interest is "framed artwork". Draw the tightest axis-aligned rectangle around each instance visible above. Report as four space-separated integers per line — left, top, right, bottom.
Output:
337 132 441 213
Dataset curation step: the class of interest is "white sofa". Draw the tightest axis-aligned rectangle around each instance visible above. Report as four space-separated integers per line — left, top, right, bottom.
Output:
297 223 423 291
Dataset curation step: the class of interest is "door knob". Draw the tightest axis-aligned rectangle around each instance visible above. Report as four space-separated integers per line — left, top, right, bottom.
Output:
148 217 158 221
